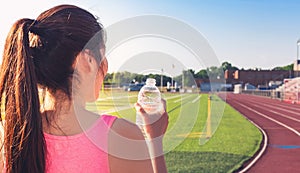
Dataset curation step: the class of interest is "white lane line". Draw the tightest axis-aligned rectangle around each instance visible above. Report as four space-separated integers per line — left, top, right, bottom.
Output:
246 97 300 112
164 95 182 100
102 94 194 113
237 102 300 136
192 95 201 103
174 95 194 103
103 105 133 114
265 109 300 123
264 102 300 112
97 95 136 101
245 98 300 116
238 106 268 173
251 103 300 121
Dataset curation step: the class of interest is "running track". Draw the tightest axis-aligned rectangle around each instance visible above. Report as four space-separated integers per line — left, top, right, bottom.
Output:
219 93 300 173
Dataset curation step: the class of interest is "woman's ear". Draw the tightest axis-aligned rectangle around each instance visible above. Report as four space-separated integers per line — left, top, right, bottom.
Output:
85 49 99 73
98 48 108 76
100 58 108 76
75 49 97 74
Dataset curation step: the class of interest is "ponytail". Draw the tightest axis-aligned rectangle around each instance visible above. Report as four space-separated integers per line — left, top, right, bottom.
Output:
0 19 45 173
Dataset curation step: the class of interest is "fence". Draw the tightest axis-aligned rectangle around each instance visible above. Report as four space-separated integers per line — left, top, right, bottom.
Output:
241 90 282 99
240 77 300 104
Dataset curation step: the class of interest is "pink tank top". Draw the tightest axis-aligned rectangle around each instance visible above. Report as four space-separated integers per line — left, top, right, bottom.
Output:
44 115 117 173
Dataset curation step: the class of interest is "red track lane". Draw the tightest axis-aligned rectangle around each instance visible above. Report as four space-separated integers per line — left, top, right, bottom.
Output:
220 93 300 173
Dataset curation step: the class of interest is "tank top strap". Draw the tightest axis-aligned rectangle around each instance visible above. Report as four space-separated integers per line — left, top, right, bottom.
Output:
100 114 117 128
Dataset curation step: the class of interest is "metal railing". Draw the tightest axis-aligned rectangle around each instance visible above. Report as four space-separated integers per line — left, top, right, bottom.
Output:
241 89 300 103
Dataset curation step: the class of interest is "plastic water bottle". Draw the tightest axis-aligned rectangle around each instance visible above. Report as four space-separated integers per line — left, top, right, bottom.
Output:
136 78 162 126
136 78 163 164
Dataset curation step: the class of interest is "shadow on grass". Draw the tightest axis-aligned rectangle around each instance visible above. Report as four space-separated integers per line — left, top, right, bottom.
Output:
165 151 247 173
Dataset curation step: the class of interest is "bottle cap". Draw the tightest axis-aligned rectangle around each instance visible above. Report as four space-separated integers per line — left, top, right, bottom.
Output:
146 78 156 85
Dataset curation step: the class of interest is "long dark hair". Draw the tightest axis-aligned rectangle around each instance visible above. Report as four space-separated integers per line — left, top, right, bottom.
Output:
0 5 104 173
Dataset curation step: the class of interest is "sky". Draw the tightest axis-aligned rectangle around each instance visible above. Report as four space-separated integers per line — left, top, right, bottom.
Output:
1 0 300 75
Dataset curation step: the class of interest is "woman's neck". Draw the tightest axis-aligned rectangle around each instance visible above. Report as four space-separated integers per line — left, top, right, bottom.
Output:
41 90 89 136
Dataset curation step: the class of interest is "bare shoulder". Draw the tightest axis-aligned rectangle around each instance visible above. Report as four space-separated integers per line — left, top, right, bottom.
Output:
110 118 144 140
108 118 153 173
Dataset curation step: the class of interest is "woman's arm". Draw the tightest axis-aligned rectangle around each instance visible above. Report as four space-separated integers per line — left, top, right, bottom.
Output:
108 118 154 173
135 99 168 173
108 99 169 173
146 137 167 173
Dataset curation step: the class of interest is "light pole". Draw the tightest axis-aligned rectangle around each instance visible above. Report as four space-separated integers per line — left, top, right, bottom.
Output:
161 68 163 92
297 39 300 77
172 64 175 89
182 70 184 90
297 39 300 102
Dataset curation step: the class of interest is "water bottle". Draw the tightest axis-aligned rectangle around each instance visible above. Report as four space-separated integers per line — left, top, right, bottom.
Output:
136 78 162 127
136 78 163 163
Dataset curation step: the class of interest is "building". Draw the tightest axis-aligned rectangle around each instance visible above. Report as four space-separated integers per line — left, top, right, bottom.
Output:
196 61 298 91
225 69 292 88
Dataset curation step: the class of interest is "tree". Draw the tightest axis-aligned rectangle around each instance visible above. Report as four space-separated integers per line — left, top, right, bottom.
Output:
104 72 114 84
207 66 224 79
183 70 196 87
272 63 293 71
172 69 197 88
195 69 208 79
221 61 239 71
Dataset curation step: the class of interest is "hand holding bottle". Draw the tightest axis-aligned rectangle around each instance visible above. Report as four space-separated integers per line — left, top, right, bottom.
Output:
135 99 168 139
135 78 168 139
134 78 168 173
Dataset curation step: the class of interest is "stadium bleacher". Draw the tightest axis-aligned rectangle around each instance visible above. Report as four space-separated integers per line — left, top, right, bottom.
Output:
283 77 300 104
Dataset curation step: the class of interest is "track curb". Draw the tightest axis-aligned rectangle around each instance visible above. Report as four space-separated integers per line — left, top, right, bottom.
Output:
217 93 268 173
236 117 268 173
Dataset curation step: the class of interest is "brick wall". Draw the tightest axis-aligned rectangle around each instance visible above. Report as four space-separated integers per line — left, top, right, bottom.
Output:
224 69 292 87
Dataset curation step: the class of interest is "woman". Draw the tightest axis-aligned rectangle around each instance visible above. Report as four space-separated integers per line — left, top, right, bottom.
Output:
0 4 168 173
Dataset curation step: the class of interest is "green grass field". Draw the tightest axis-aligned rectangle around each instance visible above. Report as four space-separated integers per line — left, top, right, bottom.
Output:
86 90 262 173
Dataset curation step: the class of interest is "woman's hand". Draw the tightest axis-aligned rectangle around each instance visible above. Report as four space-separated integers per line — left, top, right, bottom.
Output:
134 99 169 139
